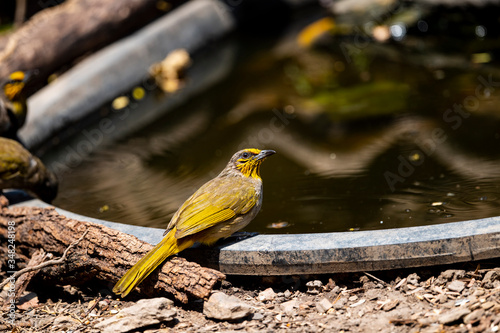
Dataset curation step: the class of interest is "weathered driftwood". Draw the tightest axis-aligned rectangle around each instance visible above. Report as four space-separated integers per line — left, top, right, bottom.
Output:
0 206 225 303
0 0 182 86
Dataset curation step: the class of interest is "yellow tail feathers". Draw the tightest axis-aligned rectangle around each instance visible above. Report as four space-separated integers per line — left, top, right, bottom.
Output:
113 228 193 297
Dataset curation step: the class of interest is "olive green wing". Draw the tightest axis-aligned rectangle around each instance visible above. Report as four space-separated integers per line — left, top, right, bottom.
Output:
168 177 258 239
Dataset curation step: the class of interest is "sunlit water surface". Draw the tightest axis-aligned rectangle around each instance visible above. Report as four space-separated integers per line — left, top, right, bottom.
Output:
49 6 500 234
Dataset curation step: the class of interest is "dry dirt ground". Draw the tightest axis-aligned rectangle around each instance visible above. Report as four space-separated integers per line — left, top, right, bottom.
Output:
1 260 499 333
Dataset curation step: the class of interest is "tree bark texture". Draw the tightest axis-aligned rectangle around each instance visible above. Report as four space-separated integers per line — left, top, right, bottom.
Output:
0 206 226 303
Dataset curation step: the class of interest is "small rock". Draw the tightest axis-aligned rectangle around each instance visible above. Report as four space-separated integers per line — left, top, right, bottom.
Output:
365 289 379 301
221 280 232 289
348 295 358 302
315 298 332 313
382 299 399 312
204 292 253 321
438 307 471 325
98 300 110 311
325 278 336 291
17 293 39 310
329 286 341 296
94 297 176 333
447 280 465 293
463 309 484 324
252 312 264 321
417 317 436 327
258 288 277 301
284 290 292 298
440 270 465 281
359 276 370 284
306 280 324 294
363 281 376 289
437 294 448 304
299 301 313 311
407 273 420 286
482 269 500 289
280 299 298 315
480 301 495 310
473 289 485 297
62 285 80 296
333 297 346 310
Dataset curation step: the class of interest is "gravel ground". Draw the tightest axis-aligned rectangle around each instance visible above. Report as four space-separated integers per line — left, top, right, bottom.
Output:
1 261 499 332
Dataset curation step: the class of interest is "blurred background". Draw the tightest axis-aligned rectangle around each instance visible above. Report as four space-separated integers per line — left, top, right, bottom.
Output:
2 0 500 234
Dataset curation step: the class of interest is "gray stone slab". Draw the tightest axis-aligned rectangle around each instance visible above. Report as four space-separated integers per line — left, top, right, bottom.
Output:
14 198 500 275
20 0 235 149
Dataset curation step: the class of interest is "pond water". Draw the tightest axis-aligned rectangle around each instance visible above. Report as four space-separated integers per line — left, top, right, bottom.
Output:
48 4 500 234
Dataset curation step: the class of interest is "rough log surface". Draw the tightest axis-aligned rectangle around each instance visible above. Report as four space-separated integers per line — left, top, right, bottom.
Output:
11 248 45 302
0 0 181 87
0 206 225 303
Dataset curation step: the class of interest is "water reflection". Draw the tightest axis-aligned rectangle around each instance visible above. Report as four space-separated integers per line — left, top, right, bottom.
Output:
50 3 500 234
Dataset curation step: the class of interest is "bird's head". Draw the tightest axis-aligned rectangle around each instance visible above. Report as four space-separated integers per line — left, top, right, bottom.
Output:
2 71 34 123
3 71 31 101
225 148 276 179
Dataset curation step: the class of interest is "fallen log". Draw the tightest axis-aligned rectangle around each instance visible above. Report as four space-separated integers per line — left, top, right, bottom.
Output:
0 0 183 88
0 206 225 303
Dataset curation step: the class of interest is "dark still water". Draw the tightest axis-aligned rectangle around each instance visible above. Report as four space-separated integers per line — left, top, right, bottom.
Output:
48 6 500 234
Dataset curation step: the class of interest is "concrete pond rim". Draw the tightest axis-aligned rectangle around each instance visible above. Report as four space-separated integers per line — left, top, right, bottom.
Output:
14 198 500 276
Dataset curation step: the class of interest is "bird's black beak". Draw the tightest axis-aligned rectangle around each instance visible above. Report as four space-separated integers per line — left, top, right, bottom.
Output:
255 150 276 160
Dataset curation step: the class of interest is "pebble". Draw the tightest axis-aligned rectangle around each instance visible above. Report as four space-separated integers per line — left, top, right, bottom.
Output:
406 273 420 286
280 299 299 315
315 298 333 313
95 297 176 333
438 307 471 325
482 269 500 288
463 309 485 324
306 280 324 294
480 301 495 310
334 297 346 310
447 280 465 293
382 299 399 311
203 292 253 321
437 294 448 304
365 289 379 301
252 312 264 321
258 288 277 302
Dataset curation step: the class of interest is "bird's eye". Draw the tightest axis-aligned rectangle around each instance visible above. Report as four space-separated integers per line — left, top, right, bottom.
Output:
241 152 251 159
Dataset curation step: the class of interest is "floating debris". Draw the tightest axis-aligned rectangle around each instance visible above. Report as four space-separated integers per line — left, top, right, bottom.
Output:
112 96 129 110
132 87 145 100
267 221 289 229
149 49 191 93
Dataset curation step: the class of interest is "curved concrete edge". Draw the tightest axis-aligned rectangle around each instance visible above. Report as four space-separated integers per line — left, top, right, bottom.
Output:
218 217 500 275
13 198 500 275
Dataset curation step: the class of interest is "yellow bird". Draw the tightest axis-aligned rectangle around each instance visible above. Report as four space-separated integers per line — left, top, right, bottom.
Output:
0 71 32 138
113 148 276 297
